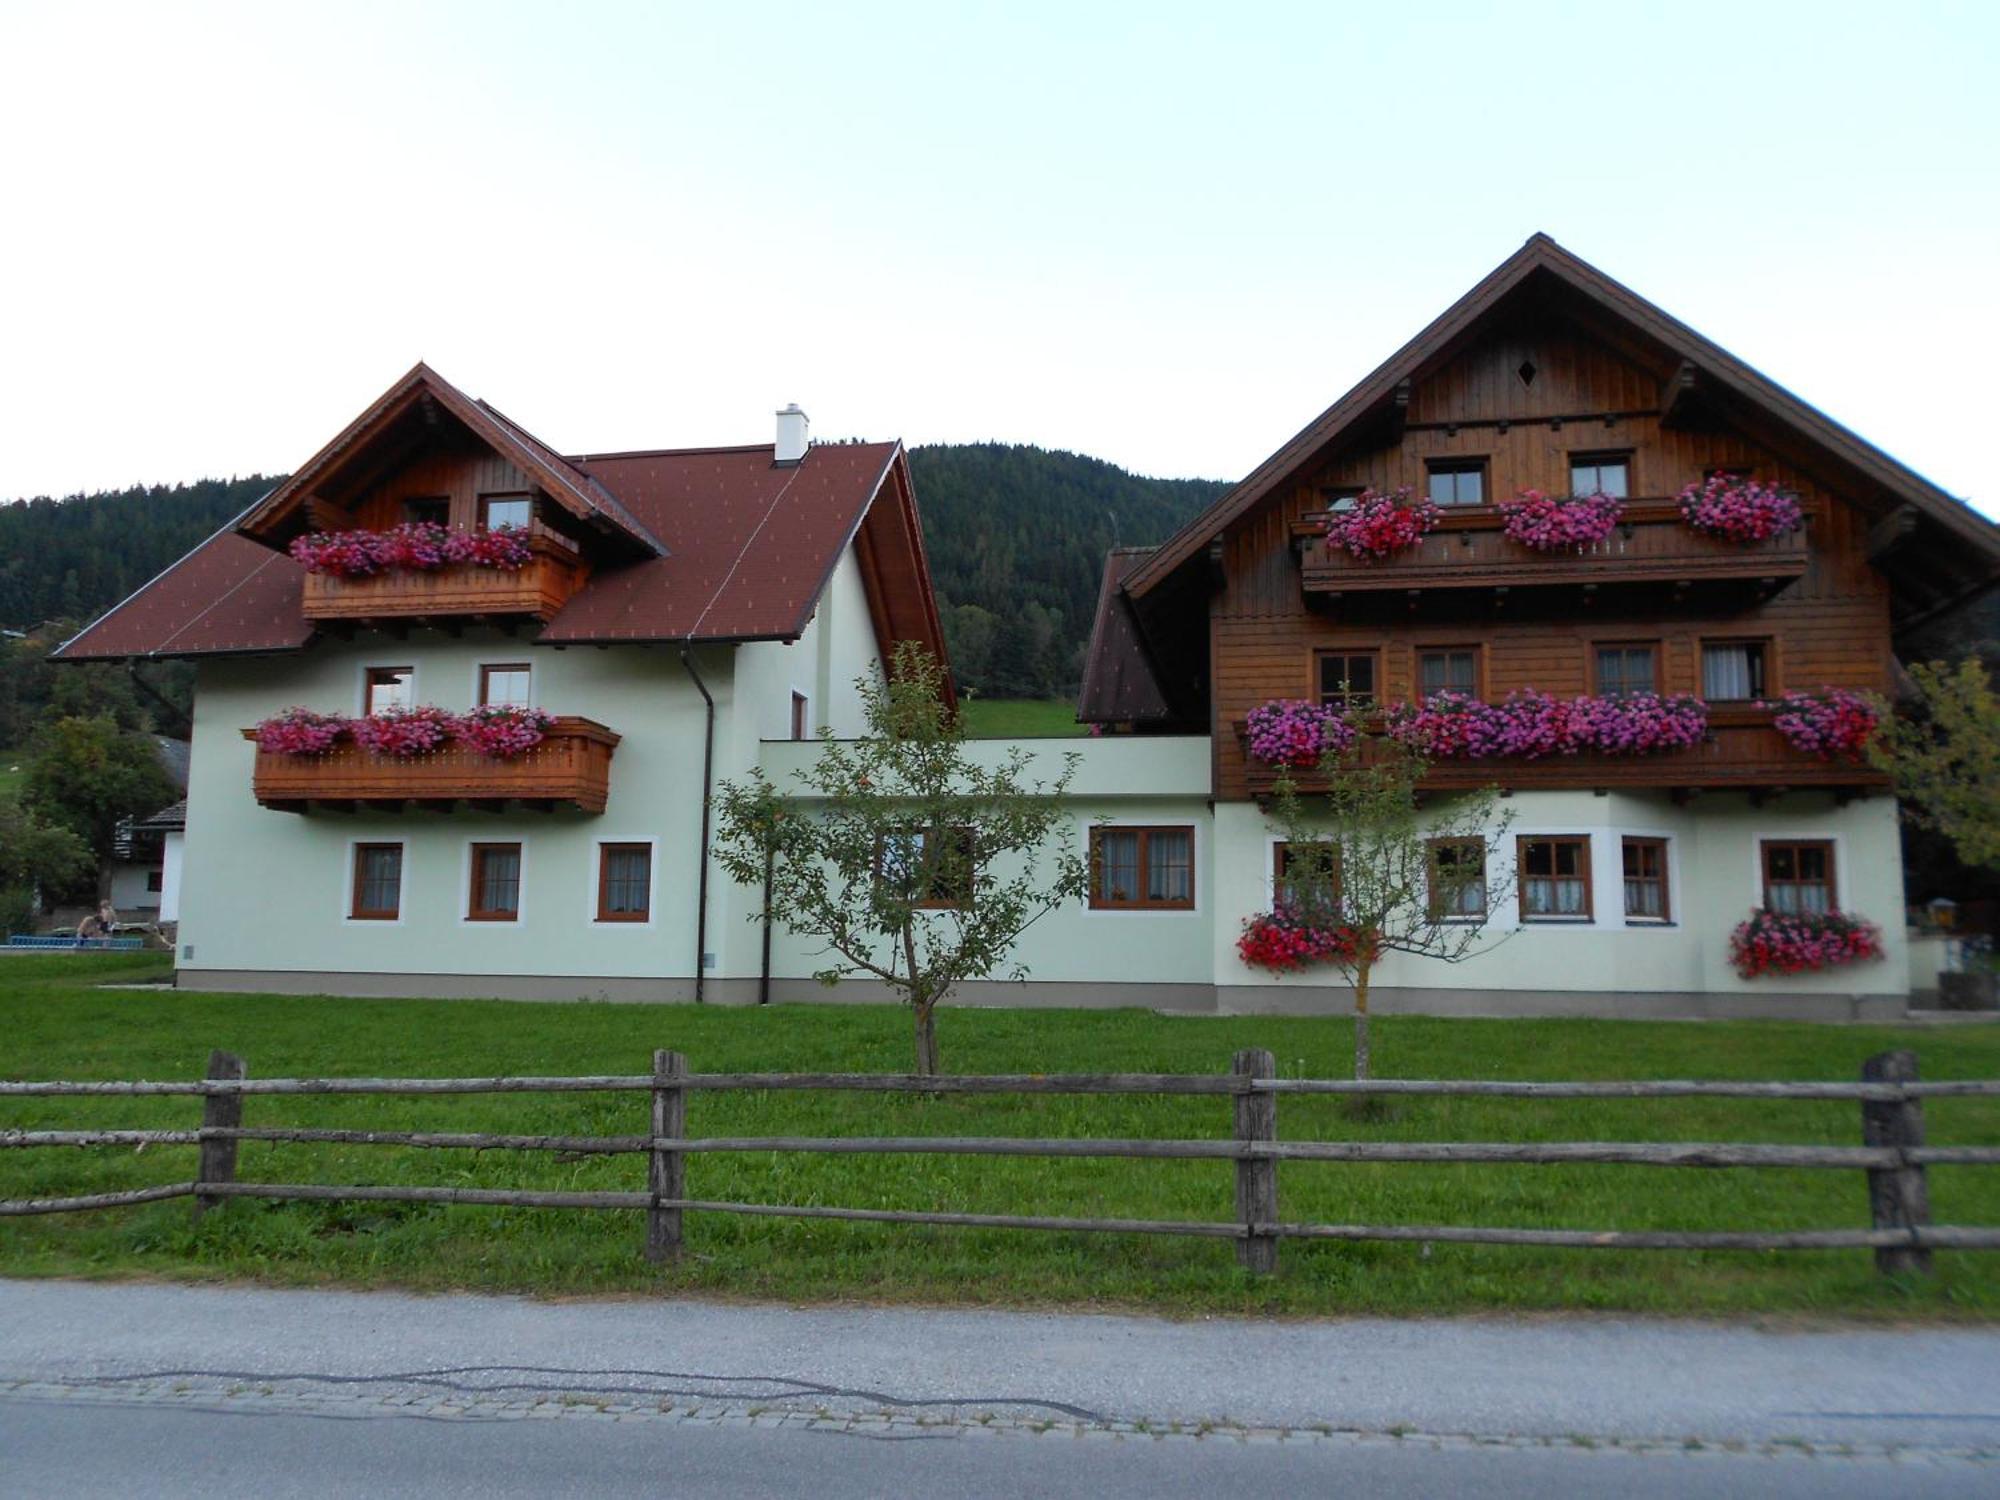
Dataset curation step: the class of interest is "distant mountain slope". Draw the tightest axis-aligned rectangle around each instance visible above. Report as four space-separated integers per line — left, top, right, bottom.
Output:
0 445 1229 700
907 443 1230 698
0 476 279 631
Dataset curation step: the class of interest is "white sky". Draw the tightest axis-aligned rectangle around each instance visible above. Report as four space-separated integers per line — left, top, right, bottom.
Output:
0 1 1994 515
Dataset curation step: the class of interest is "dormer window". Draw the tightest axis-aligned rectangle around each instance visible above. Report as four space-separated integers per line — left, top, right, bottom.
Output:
480 493 533 531
1569 452 1630 498
1426 459 1486 507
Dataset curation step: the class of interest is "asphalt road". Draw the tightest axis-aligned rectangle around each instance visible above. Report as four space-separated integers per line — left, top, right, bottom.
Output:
2 1279 1996 1497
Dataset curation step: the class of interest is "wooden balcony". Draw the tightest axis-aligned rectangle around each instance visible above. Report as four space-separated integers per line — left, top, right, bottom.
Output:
1295 500 1810 612
1237 705 1887 801
244 716 620 813
300 531 588 626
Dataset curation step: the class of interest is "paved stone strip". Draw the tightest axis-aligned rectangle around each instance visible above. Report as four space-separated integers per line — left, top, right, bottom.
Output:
4 1375 1995 1468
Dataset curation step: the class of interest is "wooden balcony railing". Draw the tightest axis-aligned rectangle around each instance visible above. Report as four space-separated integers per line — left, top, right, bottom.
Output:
1236 704 1887 799
244 716 620 813
1295 499 1811 601
300 531 588 625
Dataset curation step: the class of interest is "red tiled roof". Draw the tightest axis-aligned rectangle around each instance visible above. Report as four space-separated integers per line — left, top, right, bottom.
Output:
55 438 917 658
547 441 902 643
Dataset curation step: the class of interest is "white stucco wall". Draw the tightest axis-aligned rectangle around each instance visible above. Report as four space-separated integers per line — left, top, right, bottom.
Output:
179 632 718 984
177 542 894 991
159 831 183 923
754 736 1216 992
1205 789 1908 1001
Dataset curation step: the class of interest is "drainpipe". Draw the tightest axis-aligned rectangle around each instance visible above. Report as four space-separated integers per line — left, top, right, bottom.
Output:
678 646 716 1005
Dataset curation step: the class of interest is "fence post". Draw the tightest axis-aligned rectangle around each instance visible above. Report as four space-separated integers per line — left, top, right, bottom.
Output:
1233 1048 1279 1274
647 1049 687 1262
194 1049 246 1221
1860 1049 1932 1277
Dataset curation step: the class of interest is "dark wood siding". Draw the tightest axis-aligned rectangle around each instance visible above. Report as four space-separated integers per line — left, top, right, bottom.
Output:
1211 322 1894 801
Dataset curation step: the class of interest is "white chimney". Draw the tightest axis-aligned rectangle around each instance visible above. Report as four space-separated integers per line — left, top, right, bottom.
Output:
775 403 809 465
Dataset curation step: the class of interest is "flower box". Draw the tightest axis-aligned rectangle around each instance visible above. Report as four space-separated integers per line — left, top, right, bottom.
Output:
244 715 619 813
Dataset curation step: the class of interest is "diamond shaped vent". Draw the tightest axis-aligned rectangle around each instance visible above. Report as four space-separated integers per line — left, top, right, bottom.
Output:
1517 359 1538 387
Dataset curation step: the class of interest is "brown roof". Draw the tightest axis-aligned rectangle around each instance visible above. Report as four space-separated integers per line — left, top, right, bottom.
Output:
55 371 948 671
236 363 667 558
1076 548 1189 726
1125 234 2000 627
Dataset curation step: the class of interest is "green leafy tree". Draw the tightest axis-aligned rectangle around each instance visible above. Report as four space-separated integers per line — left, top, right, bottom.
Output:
1872 657 2000 870
0 797 93 931
1265 739 1514 1080
22 715 178 874
715 644 1088 1075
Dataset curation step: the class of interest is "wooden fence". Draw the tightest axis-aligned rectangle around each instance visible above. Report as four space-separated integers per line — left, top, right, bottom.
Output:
5 1047 2000 1277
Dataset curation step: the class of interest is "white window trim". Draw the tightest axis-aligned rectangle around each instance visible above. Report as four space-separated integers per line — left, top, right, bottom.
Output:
1507 827 1600 929
590 836 658 928
1082 816 1202 916
460 837 527 926
341 837 407 927
472 659 536 710
1749 829 1846 913
1613 827 1679 929
359 660 418 717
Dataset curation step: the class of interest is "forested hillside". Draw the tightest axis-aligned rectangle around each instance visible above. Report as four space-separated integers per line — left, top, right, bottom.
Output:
907 444 1229 697
0 447 1227 700
0 476 277 629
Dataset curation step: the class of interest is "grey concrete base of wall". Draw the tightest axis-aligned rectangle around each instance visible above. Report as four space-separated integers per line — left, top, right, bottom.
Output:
1214 984 1908 1024
177 968 1907 1023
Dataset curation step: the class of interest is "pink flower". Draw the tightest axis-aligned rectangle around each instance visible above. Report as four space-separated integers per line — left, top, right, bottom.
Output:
1245 700 1356 767
1499 489 1624 551
1323 487 1442 561
1383 691 1707 760
289 523 533 577
1730 908 1884 978
454 704 555 759
1769 688 1880 760
1237 906 1367 973
351 705 456 757
254 707 350 755
1677 475 1804 543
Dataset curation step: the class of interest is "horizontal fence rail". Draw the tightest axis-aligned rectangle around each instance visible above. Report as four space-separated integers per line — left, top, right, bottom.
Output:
2 1046 1995 1276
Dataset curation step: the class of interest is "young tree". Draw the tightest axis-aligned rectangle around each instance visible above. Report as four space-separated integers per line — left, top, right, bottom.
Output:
22 714 178 874
1265 739 1514 1080
1872 657 2000 870
0 796 93 931
715 643 1088 1075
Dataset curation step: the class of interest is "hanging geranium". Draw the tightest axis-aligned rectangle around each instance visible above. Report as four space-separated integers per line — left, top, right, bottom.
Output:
1499 489 1624 552
1322 487 1441 561
454 704 556 759
290 529 392 578
1245 700 1356 767
1386 690 1708 760
446 525 535 570
1769 688 1881 760
376 521 454 571
254 707 351 755
1676 475 1804 543
1237 906 1368 974
290 524 535 577
350 704 457 757
1729 908 1884 979
1566 692 1709 754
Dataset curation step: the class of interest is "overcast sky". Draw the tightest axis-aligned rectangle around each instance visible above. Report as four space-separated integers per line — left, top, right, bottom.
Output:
0 1 1994 515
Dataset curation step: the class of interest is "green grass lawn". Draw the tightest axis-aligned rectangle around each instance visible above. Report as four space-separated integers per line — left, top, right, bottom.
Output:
4 952 1998 1319
0 753 27 799
958 698 1086 738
